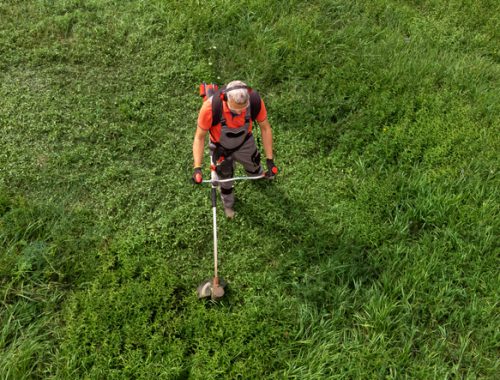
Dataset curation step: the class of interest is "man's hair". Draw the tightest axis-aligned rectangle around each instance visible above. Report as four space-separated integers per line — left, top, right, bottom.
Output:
226 80 249 105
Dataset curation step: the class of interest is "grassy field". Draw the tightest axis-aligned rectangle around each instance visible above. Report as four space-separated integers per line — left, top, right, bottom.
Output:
1 0 499 378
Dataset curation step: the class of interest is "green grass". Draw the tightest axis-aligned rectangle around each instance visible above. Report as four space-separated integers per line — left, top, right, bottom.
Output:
1 0 499 378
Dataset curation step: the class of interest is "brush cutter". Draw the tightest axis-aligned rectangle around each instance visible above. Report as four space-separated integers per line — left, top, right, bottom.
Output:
196 166 265 300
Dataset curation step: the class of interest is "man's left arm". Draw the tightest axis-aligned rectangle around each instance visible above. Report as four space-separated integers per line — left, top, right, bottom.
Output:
257 118 278 177
258 118 273 160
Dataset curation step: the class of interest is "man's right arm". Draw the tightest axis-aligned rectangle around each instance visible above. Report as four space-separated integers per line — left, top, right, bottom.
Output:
193 126 208 168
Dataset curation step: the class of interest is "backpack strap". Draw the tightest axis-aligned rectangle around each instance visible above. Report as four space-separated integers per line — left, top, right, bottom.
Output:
249 91 262 122
210 90 262 127
211 91 223 127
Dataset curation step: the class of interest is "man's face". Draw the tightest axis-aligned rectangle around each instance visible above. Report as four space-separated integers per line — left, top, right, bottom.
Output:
227 98 248 115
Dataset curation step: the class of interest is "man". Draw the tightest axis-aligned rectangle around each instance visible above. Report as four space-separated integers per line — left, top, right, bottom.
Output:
192 80 277 218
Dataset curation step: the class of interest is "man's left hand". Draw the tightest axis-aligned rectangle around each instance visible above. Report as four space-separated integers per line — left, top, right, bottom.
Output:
265 159 278 179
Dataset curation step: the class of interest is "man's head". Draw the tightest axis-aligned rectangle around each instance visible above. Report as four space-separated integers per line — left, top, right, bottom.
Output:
225 80 249 114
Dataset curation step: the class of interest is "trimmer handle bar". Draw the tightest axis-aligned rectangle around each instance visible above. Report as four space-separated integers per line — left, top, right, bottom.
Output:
202 174 265 184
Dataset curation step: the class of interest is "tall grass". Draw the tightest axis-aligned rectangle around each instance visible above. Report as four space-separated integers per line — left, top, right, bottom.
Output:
1 0 498 378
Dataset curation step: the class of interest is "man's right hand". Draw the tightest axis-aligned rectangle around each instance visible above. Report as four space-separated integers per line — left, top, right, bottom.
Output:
192 167 203 184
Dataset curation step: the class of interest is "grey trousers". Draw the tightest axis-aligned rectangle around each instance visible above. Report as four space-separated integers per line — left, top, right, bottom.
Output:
210 135 263 208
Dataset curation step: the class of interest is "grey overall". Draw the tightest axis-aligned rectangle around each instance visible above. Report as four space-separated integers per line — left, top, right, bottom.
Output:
210 108 263 208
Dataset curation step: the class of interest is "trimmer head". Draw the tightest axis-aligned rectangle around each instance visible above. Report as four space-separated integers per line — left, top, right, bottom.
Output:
197 277 226 300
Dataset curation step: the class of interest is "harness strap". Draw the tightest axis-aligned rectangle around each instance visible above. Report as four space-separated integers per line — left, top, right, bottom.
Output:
211 90 262 127
209 87 262 152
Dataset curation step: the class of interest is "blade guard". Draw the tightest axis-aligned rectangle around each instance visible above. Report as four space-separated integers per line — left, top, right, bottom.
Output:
196 277 226 299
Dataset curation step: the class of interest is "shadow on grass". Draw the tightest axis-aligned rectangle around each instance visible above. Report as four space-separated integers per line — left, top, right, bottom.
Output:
236 180 382 311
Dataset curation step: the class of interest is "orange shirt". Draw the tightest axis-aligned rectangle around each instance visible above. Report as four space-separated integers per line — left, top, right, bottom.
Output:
197 96 267 143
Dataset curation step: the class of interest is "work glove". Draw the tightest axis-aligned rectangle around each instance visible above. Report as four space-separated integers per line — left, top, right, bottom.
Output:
265 159 278 179
192 167 203 184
